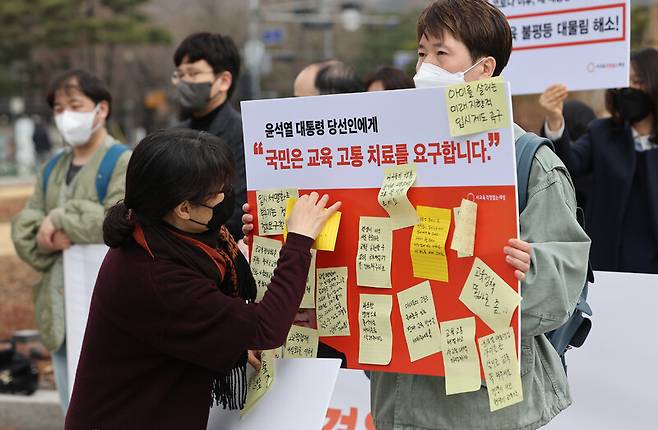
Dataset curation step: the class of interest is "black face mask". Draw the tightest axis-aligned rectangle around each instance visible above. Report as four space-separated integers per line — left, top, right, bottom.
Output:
190 189 235 231
615 88 653 123
175 80 213 113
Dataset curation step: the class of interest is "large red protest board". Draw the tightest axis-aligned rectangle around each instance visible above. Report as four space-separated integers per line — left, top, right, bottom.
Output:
242 86 519 376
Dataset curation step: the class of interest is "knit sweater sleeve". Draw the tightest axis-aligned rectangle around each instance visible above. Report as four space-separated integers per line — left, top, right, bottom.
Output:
149 233 313 372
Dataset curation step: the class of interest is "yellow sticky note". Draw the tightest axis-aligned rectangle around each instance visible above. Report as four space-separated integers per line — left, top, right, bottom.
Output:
410 206 452 282
256 189 299 236
377 163 420 230
450 199 477 257
314 210 341 252
445 76 510 137
358 293 393 365
478 328 523 411
356 217 392 288
283 198 342 251
300 249 317 308
459 257 522 332
241 349 276 417
441 317 481 395
316 267 350 336
270 346 283 359
284 325 319 358
250 236 283 302
397 281 442 362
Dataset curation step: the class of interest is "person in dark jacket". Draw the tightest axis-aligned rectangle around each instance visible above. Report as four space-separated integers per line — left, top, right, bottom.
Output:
65 129 340 429
540 48 658 273
539 100 597 211
172 32 246 240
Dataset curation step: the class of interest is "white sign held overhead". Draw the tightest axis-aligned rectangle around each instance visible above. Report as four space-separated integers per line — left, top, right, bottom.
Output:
491 0 631 95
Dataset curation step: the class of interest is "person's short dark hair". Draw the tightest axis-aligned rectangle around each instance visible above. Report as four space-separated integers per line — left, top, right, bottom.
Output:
46 69 113 119
315 62 365 95
605 48 658 142
364 66 414 90
103 129 235 248
174 32 241 99
416 0 512 77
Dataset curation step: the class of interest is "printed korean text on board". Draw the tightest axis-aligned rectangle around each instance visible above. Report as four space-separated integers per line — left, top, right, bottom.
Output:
242 82 520 378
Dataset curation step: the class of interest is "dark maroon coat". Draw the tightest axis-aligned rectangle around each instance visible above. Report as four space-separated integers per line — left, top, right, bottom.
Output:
65 233 312 429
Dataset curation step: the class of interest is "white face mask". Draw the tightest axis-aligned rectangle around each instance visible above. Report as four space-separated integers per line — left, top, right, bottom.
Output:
54 105 101 147
413 57 487 88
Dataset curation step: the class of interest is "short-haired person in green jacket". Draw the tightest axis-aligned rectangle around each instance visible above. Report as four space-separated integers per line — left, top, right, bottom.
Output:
11 69 131 411
368 2 591 429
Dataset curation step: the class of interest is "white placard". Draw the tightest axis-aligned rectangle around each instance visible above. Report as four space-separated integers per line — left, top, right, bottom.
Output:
207 358 341 430
547 271 658 430
242 87 516 190
325 369 373 430
321 272 658 430
491 0 630 94
63 244 108 397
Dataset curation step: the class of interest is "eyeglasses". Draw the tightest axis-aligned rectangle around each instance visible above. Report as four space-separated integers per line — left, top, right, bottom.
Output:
171 69 215 84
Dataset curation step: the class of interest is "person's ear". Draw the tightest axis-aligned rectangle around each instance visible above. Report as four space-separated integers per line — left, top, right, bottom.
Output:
173 201 192 221
97 100 110 122
214 71 232 95
480 57 496 79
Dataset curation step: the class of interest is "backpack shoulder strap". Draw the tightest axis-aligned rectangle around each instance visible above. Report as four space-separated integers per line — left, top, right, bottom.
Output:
41 151 66 196
515 132 555 213
96 144 130 203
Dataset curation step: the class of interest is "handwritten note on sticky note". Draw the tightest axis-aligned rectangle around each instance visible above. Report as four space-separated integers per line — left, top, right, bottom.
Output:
378 163 419 230
445 76 510 137
284 325 319 358
284 198 342 251
356 217 392 288
410 206 451 282
241 349 276 417
316 267 350 337
450 199 477 257
271 346 283 359
256 189 299 236
441 317 481 395
359 294 393 365
314 210 341 251
300 249 317 308
250 236 283 302
478 327 523 411
459 257 521 332
452 207 468 258
397 281 442 362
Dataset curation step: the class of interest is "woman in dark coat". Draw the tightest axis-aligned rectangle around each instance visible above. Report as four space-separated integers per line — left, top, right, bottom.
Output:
65 128 340 429
540 48 658 273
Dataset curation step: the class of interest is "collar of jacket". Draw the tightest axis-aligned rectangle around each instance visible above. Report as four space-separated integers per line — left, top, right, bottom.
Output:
184 100 238 136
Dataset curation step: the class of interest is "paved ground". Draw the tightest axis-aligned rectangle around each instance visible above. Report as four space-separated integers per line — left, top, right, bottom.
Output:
0 391 64 430
0 180 63 429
